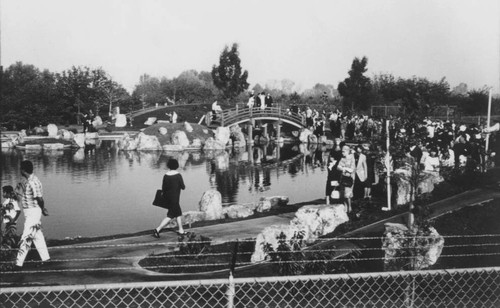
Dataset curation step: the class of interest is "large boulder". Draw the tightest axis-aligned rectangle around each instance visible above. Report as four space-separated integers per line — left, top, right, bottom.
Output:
230 125 247 148
171 130 190 148
199 189 224 220
73 133 86 148
92 116 103 127
144 117 157 126
203 137 226 150
299 129 312 143
291 204 349 243
223 205 254 219
117 133 138 151
184 121 194 133
182 211 206 226
251 224 303 263
382 223 444 271
214 126 231 145
115 114 127 127
58 129 74 140
250 204 349 263
393 168 444 206
191 138 202 148
136 133 162 150
158 127 168 135
47 124 58 137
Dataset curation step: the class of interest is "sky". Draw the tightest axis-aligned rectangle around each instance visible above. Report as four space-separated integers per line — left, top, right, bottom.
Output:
1 0 499 94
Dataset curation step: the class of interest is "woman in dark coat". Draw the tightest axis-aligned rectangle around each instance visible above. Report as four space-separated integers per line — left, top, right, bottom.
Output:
153 159 187 238
325 155 342 205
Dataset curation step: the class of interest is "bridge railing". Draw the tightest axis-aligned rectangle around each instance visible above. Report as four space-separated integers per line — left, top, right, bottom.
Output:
218 106 304 127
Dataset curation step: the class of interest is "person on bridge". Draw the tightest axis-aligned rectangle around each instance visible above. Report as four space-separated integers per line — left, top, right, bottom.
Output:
259 92 267 110
265 93 273 108
247 93 255 109
212 101 222 120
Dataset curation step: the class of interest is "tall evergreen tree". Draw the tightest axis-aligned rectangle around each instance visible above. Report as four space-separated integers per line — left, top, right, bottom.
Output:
337 56 372 111
211 43 249 100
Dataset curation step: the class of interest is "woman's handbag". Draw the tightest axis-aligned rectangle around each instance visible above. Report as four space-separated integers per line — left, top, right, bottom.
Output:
340 175 354 188
152 189 169 209
330 189 340 199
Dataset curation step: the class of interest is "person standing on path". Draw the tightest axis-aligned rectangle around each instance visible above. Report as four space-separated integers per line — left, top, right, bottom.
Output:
153 158 187 238
15 160 50 269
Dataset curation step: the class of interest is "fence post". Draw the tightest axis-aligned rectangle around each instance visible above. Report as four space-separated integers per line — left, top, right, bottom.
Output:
226 241 239 308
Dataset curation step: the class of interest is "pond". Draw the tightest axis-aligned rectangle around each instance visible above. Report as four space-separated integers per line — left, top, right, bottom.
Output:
1 140 330 240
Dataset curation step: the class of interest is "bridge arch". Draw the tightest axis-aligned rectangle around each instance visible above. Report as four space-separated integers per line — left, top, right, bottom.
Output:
216 106 305 128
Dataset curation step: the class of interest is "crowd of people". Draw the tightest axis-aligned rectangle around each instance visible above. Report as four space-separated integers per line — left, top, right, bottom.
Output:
319 109 493 213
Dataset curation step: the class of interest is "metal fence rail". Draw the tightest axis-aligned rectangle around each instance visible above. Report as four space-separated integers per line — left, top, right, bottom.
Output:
1 267 499 308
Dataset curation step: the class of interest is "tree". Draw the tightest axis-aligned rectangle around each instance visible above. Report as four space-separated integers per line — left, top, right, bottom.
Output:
1 62 59 129
338 56 372 111
211 43 249 100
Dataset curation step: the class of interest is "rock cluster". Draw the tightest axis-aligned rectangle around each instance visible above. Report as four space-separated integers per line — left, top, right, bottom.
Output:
382 223 444 271
251 203 349 263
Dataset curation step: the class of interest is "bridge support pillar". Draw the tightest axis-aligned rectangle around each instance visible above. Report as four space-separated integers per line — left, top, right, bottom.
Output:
247 121 254 145
275 120 282 143
262 124 268 140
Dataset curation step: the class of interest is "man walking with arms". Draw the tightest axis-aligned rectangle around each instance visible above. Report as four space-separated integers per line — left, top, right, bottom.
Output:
15 160 50 269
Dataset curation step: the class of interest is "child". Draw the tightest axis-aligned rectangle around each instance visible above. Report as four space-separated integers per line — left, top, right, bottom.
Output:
2 185 21 226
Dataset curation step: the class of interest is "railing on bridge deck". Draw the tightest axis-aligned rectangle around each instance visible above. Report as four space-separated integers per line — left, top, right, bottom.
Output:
217 106 305 127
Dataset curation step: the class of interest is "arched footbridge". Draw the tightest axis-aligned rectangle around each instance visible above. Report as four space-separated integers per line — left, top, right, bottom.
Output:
209 106 305 128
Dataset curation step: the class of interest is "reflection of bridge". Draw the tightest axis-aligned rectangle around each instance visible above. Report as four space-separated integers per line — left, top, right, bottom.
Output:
213 106 305 128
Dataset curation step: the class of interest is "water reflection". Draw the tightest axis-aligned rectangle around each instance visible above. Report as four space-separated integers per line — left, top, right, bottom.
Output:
1 141 330 239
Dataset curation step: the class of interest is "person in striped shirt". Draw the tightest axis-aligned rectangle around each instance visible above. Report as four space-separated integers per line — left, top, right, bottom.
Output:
14 160 50 269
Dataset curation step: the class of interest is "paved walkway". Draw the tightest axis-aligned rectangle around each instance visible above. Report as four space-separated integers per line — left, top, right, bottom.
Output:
1 188 499 288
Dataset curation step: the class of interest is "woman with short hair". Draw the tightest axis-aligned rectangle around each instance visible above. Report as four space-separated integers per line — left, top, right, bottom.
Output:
153 158 187 238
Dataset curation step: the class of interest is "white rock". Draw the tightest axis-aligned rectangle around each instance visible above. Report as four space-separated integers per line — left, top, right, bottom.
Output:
394 168 444 206
291 204 349 242
136 133 162 150
58 129 74 140
184 121 193 133
223 205 254 219
47 124 58 137
115 114 127 127
73 133 86 148
144 117 157 126
182 211 206 225
171 130 190 148
199 189 224 220
382 223 445 271
251 224 302 263
158 127 168 135
92 116 103 127
190 138 202 148
299 128 312 143
214 126 231 145
203 137 226 150
256 199 272 213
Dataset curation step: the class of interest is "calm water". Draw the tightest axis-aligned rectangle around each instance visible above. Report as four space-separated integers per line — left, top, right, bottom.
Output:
1 141 329 240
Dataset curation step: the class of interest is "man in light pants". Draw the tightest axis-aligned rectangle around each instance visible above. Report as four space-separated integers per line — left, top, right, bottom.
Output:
14 160 50 269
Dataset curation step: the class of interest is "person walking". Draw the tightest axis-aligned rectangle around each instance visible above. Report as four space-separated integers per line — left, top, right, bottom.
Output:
14 160 50 269
153 158 187 238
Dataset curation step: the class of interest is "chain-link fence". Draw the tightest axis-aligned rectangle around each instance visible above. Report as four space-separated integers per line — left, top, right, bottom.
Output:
1 267 498 308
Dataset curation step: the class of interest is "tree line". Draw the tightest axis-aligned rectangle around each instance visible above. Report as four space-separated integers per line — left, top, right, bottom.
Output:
1 44 496 130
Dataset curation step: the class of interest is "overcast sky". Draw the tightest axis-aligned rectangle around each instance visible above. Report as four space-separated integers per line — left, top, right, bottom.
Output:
1 0 499 94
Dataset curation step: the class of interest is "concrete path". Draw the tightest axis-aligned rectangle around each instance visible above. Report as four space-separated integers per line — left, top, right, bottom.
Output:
1 188 499 287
